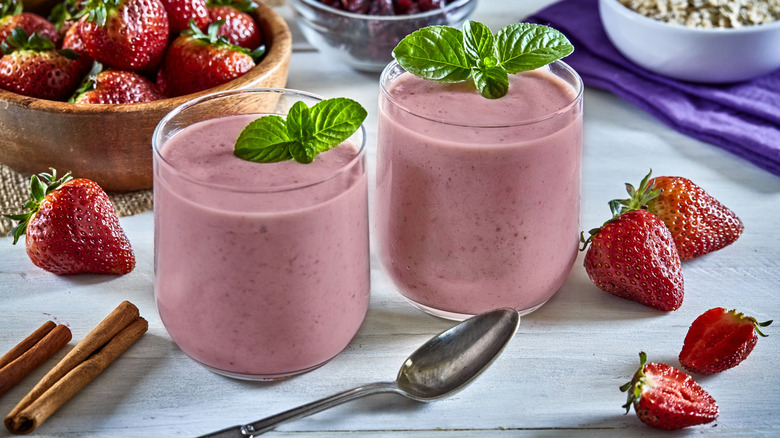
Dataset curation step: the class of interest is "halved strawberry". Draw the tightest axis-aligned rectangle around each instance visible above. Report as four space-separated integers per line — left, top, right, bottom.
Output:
679 307 772 374
5 169 135 275
621 352 718 430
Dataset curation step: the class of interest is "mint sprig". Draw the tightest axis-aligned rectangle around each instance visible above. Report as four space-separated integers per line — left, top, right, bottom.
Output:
393 20 574 99
234 97 367 164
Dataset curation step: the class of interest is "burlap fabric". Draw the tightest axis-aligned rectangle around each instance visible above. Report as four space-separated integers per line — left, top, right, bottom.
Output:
0 164 152 236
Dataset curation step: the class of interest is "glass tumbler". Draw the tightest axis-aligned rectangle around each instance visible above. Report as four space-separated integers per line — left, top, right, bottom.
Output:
153 89 370 380
375 60 584 320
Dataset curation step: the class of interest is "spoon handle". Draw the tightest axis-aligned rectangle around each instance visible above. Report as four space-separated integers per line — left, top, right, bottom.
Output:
242 381 400 435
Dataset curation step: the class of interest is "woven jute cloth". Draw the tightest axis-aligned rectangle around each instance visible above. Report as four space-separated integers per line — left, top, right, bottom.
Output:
0 164 153 236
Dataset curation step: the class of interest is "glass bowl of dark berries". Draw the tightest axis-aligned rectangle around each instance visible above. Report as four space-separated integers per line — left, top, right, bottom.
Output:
288 0 477 72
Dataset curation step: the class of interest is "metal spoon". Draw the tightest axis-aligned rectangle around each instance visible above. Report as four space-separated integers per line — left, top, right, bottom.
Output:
200 308 520 437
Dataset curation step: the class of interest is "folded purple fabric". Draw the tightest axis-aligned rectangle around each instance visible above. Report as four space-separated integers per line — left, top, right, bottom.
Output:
527 0 780 176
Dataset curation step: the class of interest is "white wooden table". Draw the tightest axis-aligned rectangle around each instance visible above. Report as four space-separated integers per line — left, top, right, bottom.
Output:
1 1 778 436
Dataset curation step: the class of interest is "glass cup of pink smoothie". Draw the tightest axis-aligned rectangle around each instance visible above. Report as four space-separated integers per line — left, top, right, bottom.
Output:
376 60 584 320
152 88 370 380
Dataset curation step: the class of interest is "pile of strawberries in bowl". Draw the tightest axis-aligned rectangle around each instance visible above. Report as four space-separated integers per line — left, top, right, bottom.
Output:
0 0 268 103
0 0 290 192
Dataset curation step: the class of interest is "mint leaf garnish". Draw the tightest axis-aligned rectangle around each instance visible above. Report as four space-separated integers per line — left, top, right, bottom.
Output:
496 23 574 73
390 26 470 83
234 97 367 164
393 20 574 99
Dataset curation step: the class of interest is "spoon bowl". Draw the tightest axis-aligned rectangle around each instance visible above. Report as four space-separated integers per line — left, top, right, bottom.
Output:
200 308 519 437
397 308 520 400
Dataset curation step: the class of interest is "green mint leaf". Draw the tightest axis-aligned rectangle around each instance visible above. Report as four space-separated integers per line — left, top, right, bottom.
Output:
472 65 509 99
462 20 495 64
287 101 313 141
308 97 368 153
234 98 367 164
234 115 293 163
392 26 471 83
496 23 574 74
392 20 574 100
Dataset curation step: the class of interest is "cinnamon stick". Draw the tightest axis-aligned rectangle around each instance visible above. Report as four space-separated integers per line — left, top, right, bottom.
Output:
0 322 71 398
4 301 146 435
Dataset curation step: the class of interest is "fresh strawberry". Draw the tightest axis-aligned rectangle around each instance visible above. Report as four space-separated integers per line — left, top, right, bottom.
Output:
61 17 95 70
581 205 684 311
158 19 261 96
79 0 169 72
48 0 86 37
206 0 262 49
0 28 86 100
0 0 61 45
70 62 162 103
620 352 718 430
615 170 743 261
5 169 135 275
679 307 772 374
160 0 209 33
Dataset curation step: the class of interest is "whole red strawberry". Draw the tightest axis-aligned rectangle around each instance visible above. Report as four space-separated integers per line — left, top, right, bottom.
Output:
0 28 86 100
646 176 743 260
621 352 718 430
0 0 61 46
79 0 169 72
206 0 262 49
158 19 260 97
5 169 135 275
48 0 87 37
679 307 772 374
61 18 95 72
160 0 209 33
70 62 163 103
582 206 684 311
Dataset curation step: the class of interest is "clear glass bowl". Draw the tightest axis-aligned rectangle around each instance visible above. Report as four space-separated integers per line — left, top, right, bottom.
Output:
289 0 477 72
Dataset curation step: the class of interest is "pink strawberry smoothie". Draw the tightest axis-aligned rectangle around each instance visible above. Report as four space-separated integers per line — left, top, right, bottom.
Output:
376 61 583 319
154 113 369 379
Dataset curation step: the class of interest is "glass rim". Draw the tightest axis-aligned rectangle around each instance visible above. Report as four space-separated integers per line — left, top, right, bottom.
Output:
290 0 474 21
152 87 368 195
379 59 584 129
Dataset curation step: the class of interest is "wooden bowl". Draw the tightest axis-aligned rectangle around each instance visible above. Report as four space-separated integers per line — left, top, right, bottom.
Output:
0 1 292 191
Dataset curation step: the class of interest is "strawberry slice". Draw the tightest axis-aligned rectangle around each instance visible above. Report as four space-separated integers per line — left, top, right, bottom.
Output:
5 169 135 275
679 307 772 374
621 352 718 430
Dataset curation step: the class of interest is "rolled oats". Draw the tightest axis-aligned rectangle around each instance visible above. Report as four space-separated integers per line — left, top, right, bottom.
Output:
618 0 780 28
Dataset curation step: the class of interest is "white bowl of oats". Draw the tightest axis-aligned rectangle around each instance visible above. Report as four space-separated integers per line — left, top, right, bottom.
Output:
600 0 780 83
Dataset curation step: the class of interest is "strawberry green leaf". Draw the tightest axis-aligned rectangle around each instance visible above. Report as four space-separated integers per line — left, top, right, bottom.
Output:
4 169 72 245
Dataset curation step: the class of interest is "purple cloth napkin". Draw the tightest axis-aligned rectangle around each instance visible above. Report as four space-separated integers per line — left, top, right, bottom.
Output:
526 0 780 176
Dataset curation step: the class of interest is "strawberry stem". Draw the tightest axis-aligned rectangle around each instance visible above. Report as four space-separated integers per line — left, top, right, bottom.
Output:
4 169 73 245
579 170 661 252
620 352 651 414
